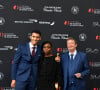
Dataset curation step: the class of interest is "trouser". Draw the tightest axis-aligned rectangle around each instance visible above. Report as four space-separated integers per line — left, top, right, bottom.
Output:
15 76 36 90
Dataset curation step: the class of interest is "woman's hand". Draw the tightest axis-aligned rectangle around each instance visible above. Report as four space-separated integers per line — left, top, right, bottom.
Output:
55 53 60 62
11 80 16 88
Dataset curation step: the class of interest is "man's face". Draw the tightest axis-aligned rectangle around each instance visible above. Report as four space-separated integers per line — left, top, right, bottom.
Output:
30 33 41 45
67 39 77 52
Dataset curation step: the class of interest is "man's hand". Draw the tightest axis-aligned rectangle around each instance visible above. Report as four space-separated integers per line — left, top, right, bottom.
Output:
11 80 16 88
74 73 82 78
55 53 60 62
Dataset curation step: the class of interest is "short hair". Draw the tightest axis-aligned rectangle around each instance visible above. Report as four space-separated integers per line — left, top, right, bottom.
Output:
31 30 41 36
67 37 77 44
41 41 53 56
41 41 53 49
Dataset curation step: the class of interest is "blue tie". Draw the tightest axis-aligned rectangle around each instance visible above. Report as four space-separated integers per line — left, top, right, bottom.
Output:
67 54 74 87
70 54 73 60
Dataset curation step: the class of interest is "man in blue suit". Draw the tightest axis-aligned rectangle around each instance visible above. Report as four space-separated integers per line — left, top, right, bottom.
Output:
11 30 42 90
61 37 90 90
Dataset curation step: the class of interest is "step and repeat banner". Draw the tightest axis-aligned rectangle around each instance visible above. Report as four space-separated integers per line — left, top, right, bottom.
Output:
0 0 100 90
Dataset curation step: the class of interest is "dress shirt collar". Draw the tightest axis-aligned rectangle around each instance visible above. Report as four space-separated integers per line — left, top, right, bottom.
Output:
69 50 77 59
29 42 37 48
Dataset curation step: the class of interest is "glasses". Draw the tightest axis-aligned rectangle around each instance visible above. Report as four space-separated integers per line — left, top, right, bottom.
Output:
43 46 51 48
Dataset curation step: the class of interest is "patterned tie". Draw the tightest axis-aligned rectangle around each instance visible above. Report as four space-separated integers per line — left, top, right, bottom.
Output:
32 46 35 57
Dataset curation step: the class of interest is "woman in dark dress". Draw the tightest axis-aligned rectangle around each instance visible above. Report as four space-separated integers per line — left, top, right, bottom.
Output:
37 41 60 90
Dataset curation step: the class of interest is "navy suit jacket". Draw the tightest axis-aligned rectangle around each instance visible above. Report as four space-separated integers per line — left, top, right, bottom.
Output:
11 42 41 83
61 51 90 90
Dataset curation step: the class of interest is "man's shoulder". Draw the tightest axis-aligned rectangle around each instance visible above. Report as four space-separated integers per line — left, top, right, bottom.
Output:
61 52 69 57
18 42 29 46
18 42 28 47
37 45 41 50
78 51 87 56
37 45 41 47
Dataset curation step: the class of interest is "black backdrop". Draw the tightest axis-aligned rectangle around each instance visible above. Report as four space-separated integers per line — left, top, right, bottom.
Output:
0 0 100 90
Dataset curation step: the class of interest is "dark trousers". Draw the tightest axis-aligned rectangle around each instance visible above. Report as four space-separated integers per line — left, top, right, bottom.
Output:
15 76 36 90
67 84 86 90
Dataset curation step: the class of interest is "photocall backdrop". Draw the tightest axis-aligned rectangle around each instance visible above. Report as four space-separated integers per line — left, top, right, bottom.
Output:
0 0 100 90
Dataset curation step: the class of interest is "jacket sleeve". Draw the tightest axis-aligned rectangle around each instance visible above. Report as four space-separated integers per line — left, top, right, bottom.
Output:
81 54 90 78
11 44 22 80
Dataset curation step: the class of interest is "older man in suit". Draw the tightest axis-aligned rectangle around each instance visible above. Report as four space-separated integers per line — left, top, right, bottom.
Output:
61 37 90 90
11 30 41 90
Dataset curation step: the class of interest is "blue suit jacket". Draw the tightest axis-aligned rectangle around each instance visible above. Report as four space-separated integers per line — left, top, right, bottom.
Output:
11 42 41 83
61 51 90 90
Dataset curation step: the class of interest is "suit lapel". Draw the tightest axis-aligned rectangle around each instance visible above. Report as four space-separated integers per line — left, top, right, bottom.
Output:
74 52 80 65
63 52 70 89
34 45 39 56
26 43 31 57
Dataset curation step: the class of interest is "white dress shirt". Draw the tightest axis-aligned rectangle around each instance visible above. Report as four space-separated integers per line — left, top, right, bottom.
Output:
29 42 37 55
69 50 77 60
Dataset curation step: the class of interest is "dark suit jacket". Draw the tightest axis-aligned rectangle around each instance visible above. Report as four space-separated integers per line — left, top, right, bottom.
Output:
61 51 90 90
11 42 41 86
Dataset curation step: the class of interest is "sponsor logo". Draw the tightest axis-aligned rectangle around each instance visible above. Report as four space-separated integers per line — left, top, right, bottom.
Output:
0 32 7 38
39 21 55 25
71 6 79 15
0 5 4 9
14 19 55 25
0 32 19 38
93 22 100 27
0 72 4 80
13 5 34 12
57 48 68 53
88 8 100 14
0 17 5 25
96 35 100 40
0 46 17 51
89 62 100 68
43 6 62 13
79 33 87 41
51 34 69 39
0 60 3 64
86 48 99 54
64 21 84 27
93 88 100 90
90 74 100 80
0 87 15 90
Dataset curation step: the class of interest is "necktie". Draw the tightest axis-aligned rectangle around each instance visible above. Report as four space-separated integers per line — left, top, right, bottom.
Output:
70 54 73 60
32 47 35 57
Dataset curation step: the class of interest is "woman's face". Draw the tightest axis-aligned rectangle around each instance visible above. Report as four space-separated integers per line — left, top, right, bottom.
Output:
43 43 52 55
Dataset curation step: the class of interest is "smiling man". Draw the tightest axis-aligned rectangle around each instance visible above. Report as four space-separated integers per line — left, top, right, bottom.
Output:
61 37 90 90
11 30 42 90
